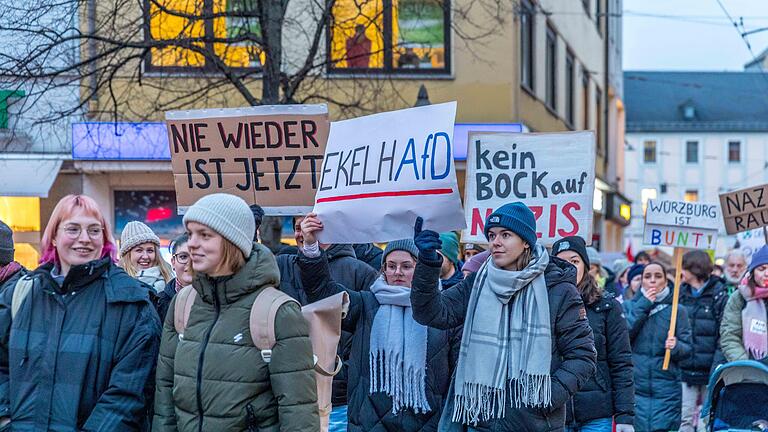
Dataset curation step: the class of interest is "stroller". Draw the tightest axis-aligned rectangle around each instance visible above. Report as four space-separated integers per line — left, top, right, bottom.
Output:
701 360 768 431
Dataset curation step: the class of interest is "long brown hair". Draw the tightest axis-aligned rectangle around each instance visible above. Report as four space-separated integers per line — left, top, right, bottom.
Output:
578 272 603 305
509 246 533 271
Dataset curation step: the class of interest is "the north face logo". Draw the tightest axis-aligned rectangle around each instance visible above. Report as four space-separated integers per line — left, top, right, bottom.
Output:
557 241 570 253
489 216 500 224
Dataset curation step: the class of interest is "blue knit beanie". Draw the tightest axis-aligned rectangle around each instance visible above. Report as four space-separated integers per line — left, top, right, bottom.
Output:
748 245 768 274
484 202 537 247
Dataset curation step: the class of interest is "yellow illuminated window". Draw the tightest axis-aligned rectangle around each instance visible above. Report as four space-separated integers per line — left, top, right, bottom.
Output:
14 243 39 270
148 0 264 69
329 0 448 72
0 197 40 232
684 190 699 202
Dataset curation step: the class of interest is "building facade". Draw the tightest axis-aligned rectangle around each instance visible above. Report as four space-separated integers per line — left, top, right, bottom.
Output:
624 71 768 255
26 0 627 252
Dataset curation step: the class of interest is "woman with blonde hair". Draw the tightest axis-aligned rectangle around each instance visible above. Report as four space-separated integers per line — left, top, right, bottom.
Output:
119 221 173 293
0 194 160 430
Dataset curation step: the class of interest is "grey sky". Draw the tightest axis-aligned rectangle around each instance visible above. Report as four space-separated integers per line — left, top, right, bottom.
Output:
623 0 768 71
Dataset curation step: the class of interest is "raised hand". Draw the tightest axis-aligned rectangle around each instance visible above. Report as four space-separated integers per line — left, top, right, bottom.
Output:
413 217 441 261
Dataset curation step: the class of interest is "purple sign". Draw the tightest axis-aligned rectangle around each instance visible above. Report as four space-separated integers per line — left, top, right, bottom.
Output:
71 121 523 161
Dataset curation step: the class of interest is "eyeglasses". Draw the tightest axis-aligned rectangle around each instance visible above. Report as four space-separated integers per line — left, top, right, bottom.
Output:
384 262 414 274
173 252 190 264
60 225 103 239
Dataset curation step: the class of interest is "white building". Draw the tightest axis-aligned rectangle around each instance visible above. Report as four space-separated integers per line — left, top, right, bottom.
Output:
624 71 768 256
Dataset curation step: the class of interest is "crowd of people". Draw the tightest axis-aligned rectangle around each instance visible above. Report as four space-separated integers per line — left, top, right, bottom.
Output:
0 193 765 431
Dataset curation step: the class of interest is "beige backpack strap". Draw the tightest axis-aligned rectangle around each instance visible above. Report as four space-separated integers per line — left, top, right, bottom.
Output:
173 286 197 336
249 287 298 363
11 276 34 319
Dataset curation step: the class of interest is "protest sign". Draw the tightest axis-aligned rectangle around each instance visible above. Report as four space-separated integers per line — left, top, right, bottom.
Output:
461 131 596 245
737 228 766 262
313 102 465 243
165 105 329 215
719 184 768 235
641 198 721 370
642 199 720 250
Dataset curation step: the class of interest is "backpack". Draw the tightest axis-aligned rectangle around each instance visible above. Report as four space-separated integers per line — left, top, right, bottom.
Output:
11 276 35 319
174 285 349 432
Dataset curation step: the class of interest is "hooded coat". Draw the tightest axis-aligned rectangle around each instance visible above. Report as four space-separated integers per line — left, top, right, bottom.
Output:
153 243 319 432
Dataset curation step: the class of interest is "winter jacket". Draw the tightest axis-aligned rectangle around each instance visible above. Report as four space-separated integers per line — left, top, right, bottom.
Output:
277 244 378 406
153 243 319 432
720 289 768 362
0 257 161 431
155 278 178 323
298 249 461 432
352 243 384 271
566 293 634 427
411 254 597 432
624 290 693 432
136 266 167 293
678 277 728 385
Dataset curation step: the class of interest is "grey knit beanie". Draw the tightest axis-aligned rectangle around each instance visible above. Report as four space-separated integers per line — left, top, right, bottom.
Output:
0 220 14 266
383 239 419 262
183 194 255 257
120 221 160 256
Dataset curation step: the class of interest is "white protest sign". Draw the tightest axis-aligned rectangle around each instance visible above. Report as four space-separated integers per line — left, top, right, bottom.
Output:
314 102 465 243
462 131 595 245
642 199 720 250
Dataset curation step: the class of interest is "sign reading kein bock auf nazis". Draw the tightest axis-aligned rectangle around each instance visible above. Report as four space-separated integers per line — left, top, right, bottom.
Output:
165 104 329 215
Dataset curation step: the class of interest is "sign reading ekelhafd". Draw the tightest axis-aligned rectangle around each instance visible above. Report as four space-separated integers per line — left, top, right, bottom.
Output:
643 199 720 250
313 102 465 243
719 184 768 234
165 105 329 214
462 131 596 245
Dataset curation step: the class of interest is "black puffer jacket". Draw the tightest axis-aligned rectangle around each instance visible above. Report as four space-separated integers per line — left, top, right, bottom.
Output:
411 254 596 432
678 276 728 385
299 249 461 432
277 244 378 406
566 294 634 427
624 289 693 432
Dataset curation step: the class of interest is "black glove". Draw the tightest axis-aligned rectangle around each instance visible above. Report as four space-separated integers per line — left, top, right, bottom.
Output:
413 217 441 262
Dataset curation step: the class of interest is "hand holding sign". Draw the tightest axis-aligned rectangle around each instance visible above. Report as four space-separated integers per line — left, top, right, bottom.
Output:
413 216 441 262
300 213 324 246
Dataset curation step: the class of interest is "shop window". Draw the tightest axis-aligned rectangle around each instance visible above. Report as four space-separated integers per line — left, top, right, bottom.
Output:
328 0 450 74
114 191 185 247
147 0 264 71
684 190 699 202
0 196 40 269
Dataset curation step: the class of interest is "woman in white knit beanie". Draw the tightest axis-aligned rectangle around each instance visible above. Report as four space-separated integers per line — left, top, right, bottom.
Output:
118 220 173 292
153 193 319 431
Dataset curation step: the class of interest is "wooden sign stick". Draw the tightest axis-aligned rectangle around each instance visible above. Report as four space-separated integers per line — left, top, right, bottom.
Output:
663 247 684 370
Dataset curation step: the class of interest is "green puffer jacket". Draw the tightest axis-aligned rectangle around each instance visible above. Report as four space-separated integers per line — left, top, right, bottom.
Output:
153 243 319 432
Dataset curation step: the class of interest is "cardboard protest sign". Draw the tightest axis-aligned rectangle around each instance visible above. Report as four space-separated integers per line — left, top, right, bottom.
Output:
719 184 768 234
165 105 329 215
642 199 720 250
313 102 465 243
462 131 596 245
